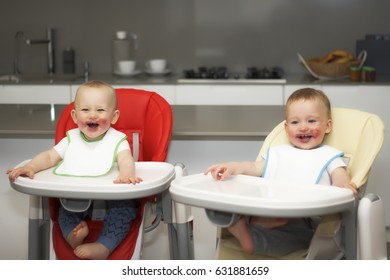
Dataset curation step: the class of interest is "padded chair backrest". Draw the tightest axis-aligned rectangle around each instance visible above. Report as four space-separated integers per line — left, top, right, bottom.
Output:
55 88 173 162
257 108 385 188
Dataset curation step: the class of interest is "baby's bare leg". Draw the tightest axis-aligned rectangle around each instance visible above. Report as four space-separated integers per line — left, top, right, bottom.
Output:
73 243 110 260
250 217 288 229
228 217 254 254
66 220 89 249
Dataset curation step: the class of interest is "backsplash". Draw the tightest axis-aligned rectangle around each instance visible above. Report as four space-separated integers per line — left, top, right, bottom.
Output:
0 0 389 76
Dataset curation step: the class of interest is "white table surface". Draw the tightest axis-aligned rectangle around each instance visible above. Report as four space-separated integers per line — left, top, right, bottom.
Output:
10 161 175 200
170 174 355 217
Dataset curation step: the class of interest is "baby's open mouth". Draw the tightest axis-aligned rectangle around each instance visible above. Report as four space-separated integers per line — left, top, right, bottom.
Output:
297 134 312 140
87 123 99 128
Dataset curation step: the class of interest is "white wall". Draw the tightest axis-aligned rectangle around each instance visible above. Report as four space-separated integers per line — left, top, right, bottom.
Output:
1 1 389 75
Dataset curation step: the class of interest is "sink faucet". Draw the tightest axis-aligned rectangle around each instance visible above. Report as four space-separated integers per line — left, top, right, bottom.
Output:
13 31 24 76
26 28 55 75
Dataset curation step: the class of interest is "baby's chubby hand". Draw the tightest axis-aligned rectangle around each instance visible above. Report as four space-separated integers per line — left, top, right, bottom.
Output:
6 166 35 182
337 182 358 198
113 176 143 185
204 163 234 181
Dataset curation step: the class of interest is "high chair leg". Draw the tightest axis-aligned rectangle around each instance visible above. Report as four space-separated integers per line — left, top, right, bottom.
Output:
28 196 50 259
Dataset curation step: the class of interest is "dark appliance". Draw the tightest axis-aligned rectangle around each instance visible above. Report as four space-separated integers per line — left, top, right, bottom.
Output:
356 35 390 75
179 66 285 84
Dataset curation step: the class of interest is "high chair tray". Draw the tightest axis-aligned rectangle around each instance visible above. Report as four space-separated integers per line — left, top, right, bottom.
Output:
170 174 355 217
10 161 175 200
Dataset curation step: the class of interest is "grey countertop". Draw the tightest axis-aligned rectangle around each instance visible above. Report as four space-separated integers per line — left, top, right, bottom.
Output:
0 73 178 86
2 73 390 85
0 104 285 139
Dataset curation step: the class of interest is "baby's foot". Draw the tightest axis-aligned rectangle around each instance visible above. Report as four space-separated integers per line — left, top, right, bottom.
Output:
228 217 254 254
66 220 89 249
73 242 110 260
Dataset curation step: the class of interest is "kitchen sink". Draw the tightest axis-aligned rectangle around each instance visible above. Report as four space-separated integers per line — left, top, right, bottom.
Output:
0 74 82 84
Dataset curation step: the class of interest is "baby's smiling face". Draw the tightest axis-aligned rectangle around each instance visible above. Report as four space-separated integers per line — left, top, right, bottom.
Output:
71 86 119 140
284 99 332 150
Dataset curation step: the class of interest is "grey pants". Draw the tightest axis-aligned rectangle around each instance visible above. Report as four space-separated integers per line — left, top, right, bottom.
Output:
59 199 138 252
249 218 315 257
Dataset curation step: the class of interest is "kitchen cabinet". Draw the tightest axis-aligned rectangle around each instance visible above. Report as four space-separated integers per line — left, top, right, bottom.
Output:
117 85 175 104
176 84 283 105
0 85 71 104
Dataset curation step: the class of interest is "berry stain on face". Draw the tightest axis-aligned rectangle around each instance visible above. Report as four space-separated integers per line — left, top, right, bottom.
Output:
295 129 321 143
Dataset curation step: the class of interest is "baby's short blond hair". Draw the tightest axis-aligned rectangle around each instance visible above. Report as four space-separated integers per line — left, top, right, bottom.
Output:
286 88 332 119
75 80 117 109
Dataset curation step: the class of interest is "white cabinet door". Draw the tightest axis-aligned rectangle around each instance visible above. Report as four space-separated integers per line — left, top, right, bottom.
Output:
321 85 360 108
0 85 71 104
72 85 176 104
113 85 175 104
176 85 283 105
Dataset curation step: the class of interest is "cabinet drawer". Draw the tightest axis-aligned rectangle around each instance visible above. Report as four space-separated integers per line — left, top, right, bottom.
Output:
126 85 175 104
176 85 283 105
284 85 322 103
0 85 71 104
72 85 176 104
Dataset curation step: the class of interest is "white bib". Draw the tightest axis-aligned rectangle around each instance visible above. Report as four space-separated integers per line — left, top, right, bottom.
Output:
53 127 127 177
262 144 345 185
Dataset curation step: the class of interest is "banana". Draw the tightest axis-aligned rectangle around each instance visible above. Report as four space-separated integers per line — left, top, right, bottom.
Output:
320 50 354 63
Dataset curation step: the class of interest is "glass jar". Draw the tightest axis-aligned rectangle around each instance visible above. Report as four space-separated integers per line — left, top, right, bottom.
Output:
362 66 376 82
349 66 361 82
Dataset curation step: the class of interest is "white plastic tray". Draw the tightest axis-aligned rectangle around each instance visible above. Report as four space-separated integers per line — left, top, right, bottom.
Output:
170 174 355 217
10 160 175 200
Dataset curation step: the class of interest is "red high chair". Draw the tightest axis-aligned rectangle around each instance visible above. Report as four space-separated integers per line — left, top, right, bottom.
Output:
50 88 173 259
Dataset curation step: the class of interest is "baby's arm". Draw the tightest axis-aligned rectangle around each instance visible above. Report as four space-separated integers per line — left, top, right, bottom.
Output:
204 160 265 181
114 149 142 184
331 167 358 197
7 148 62 182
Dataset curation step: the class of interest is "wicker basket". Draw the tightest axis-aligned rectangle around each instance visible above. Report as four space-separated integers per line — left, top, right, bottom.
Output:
306 58 361 77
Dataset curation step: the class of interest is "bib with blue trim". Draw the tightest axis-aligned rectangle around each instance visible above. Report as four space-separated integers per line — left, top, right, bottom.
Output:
262 144 345 185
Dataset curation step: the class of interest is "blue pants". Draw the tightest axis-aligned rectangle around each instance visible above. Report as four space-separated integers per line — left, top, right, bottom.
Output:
59 199 138 253
249 218 315 257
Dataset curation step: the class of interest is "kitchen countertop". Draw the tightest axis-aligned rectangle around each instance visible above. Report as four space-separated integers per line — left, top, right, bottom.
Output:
2 73 390 85
0 73 178 85
285 74 390 85
0 104 285 139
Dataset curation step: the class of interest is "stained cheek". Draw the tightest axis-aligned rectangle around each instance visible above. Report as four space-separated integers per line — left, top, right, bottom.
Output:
99 119 109 126
311 129 321 138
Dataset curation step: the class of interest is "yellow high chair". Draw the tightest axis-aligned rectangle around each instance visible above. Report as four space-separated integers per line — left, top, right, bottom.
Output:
215 108 386 260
